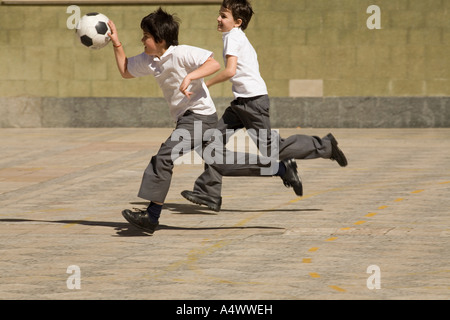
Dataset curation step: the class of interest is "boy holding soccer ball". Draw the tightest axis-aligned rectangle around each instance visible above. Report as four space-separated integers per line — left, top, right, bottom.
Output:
108 8 221 233
108 8 303 233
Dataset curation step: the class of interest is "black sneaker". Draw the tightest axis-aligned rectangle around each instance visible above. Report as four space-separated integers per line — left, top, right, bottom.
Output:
327 133 348 167
181 190 222 212
121 209 158 234
280 158 303 196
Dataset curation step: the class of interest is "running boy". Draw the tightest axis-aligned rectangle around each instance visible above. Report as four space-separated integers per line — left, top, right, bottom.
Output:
182 0 348 212
108 8 221 233
108 7 302 233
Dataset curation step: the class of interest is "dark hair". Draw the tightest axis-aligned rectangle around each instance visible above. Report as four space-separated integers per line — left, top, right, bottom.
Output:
140 7 180 48
221 0 254 30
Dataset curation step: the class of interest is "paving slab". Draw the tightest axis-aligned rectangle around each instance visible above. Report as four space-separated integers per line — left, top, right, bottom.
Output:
0 128 449 300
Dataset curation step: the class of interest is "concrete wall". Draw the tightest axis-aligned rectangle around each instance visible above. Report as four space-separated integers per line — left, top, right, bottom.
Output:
2 96 449 128
0 0 449 127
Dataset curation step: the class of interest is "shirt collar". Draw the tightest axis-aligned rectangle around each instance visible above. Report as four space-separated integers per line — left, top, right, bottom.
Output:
153 45 176 62
222 27 242 38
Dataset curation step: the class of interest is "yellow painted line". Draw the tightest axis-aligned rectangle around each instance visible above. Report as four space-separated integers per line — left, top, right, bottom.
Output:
289 188 344 203
2 208 72 216
289 193 321 203
297 180 449 294
157 239 232 277
63 222 81 228
234 215 260 227
329 285 346 292
149 196 295 282
63 217 93 228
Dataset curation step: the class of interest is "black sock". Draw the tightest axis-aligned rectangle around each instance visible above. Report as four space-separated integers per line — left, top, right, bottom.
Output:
147 202 162 224
274 161 286 177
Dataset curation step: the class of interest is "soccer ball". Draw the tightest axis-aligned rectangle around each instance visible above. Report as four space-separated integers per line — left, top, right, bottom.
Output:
76 12 111 50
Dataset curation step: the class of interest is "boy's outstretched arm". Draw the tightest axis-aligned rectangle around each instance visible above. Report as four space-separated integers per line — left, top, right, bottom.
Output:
180 57 221 98
205 55 237 88
108 20 134 79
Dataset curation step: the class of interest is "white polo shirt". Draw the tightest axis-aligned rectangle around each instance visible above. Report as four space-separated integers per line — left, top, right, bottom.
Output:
223 27 268 98
127 45 217 121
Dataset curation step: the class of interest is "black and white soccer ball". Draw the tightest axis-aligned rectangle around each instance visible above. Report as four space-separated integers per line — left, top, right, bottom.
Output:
76 12 111 50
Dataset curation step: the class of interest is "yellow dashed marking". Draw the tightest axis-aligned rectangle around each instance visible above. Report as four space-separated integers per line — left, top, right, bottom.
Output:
329 285 347 292
300 182 442 294
289 188 344 203
63 222 80 228
63 218 91 228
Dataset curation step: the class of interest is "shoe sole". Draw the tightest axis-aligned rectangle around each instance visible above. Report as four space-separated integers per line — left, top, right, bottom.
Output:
328 134 348 167
181 191 221 212
283 159 303 197
121 210 157 234
289 160 303 196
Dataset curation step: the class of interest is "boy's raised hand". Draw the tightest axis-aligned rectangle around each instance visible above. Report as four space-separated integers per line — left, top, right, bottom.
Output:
108 19 134 79
107 20 121 46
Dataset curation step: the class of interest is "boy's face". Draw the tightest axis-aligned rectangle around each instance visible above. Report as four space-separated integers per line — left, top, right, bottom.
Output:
217 7 242 32
141 31 166 57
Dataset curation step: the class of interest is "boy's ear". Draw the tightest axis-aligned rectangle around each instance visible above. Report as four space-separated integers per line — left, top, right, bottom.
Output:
159 39 169 49
235 18 243 28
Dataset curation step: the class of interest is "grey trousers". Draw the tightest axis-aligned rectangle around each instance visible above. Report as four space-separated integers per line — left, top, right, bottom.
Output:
192 95 333 198
137 105 281 203
137 111 218 203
